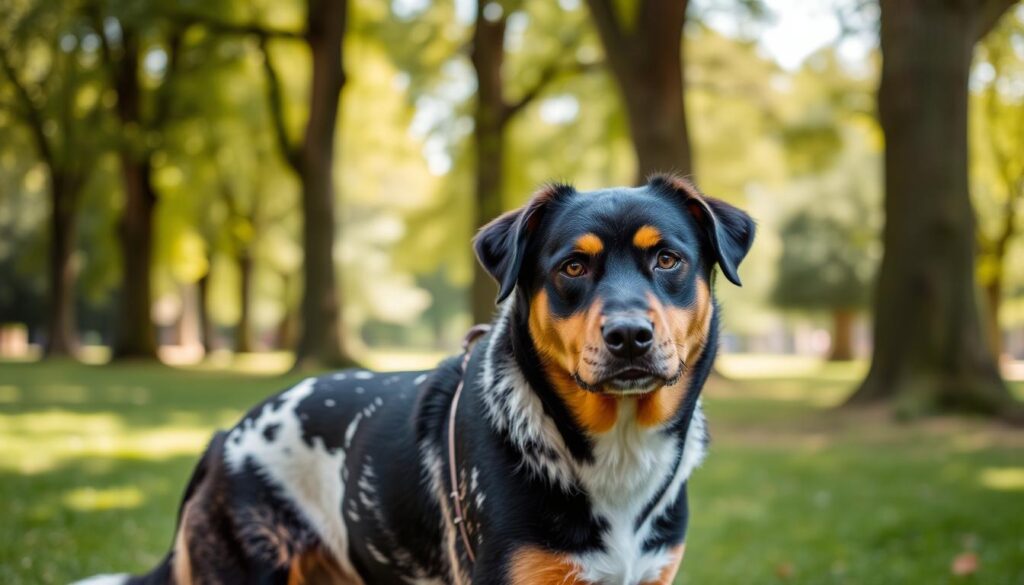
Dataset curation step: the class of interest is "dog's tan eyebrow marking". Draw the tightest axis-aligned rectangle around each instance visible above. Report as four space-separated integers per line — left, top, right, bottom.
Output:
633 225 662 249
575 233 604 255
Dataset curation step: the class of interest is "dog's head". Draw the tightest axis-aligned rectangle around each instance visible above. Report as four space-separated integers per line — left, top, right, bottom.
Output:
475 175 755 432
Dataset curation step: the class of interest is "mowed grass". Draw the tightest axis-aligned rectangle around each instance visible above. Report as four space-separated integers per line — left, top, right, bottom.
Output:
1 356 1022 584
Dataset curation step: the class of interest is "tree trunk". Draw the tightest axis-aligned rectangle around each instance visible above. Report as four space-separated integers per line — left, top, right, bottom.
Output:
107 29 159 360
197 268 215 355
235 250 254 353
44 172 79 357
585 0 691 182
983 276 1003 359
292 0 351 370
828 309 855 361
113 155 159 359
470 3 508 324
849 0 1017 417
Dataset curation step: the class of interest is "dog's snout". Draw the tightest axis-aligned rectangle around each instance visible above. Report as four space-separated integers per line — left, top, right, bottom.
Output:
601 316 654 359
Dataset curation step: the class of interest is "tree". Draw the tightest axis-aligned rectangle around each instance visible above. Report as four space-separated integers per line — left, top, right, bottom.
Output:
0 2 106 357
850 0 1022 417
585 0 691 181
87 4 192 359
772 144 881 361
252 0 352 369
973 9 1024 357
190 0 353 367
469 0 596 323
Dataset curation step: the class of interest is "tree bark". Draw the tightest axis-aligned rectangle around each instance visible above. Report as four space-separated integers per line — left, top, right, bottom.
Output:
470 2 508 324
585 0 691 181
292 0 350 369
44 172 80 357
197 268 215 355
235 250 254 353
95 25 161 360
849 0 1018 417
113 154 159 358
0 50 84 358
828 309 855 362
983 277 1004 359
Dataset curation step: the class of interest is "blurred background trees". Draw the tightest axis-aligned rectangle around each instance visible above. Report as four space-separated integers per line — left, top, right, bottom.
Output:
850 0 1021 417
1 0 1023 417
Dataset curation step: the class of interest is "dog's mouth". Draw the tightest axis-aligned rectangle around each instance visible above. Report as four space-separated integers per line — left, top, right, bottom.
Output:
574 362 685 395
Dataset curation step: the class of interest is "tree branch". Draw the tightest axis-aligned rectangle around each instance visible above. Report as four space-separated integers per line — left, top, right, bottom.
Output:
170 13 304 41
504 58 603 121
974 0 1018 42
150 24 186 130
257 36 302 173
84 4 118 78
0 48 54 167
586 0 628 48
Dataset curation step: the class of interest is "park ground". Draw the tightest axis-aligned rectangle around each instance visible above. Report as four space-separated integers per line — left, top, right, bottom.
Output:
1 355 1022 584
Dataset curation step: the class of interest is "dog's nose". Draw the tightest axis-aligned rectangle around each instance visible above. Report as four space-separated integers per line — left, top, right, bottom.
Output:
602 316 654 359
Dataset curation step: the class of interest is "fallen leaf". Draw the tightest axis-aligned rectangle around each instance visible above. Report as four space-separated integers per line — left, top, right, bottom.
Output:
951 552 979 576
775 562 794 580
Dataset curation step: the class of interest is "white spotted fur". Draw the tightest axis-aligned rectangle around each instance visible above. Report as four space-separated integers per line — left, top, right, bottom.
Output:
223 378 364 582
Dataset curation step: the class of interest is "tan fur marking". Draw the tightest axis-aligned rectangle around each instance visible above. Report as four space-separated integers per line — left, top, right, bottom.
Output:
575 233 604 255
633 225 662 249
529 291 618 433
287 548 350 585
642 544 686 585
637 282 712 428
508 546 586 585
172 502 194 585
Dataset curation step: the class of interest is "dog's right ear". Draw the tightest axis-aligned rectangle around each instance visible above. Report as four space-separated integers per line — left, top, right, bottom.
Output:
473 183 573 304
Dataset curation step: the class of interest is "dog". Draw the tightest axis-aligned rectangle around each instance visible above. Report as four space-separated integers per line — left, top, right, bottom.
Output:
76 174 754 585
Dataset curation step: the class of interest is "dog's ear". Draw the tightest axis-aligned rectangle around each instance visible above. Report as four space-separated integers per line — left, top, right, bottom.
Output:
649 174 756 286
474 183 573 303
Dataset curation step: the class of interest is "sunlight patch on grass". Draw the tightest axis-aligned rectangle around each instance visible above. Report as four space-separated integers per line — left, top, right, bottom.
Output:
62 486 145 511
36 384 90 404
978 467 1024 491
718 353 825 378
0 385 21 403
0 411 217 474
362 348 449 372
185 351 295 375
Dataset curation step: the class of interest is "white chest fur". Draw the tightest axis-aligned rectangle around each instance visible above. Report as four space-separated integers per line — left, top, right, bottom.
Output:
572 401 707 585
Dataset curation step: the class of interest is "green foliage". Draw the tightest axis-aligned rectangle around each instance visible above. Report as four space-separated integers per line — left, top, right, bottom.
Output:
971 6 1024 326
772 125 881 311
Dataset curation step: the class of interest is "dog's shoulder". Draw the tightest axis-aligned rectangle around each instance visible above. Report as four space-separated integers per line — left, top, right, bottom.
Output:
412 354 466 447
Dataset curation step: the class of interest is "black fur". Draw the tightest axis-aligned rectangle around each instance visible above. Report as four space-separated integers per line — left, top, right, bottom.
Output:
86 177 753 585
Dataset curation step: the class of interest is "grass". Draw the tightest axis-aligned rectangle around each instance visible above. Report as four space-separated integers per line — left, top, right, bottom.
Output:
1 356 1022 584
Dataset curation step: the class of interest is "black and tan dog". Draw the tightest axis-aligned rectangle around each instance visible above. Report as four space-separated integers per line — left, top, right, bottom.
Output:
76 175 754 585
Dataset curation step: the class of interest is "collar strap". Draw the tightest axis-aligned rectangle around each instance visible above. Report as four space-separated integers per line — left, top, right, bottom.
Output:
447 323 491 566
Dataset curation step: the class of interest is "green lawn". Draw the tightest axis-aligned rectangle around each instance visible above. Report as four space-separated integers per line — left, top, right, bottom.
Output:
1 356 1022 584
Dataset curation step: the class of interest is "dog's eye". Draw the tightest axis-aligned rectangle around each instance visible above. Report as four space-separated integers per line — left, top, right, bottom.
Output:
561 259 587 278
655 251 681 271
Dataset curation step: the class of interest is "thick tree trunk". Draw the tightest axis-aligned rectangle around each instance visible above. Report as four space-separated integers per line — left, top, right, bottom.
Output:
586 0 691 182
235 250 254 353
113 155 159 359
850 0 1017 417
828 309 855 362
292 0 351 370
197 269 215 354
470 4 508 324
108 29 159 360
983 277 1003 359
44 172 79 357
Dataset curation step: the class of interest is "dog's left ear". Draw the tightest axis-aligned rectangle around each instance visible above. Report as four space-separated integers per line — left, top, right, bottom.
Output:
650 174 756 286
474 183 574 303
